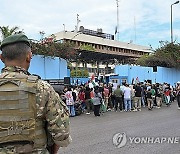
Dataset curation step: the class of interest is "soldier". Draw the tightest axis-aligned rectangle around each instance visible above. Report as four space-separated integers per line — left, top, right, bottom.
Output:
0 34 71 153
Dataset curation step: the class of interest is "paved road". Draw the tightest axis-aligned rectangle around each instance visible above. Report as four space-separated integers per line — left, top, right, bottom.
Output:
60 102 180 154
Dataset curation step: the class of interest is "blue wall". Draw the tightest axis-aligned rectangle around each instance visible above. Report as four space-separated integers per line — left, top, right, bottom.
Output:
1 56 179 86
0 55 68 79
115 65 180 86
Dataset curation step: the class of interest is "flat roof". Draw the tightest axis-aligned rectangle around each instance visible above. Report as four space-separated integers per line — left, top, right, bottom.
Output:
54 31 152 53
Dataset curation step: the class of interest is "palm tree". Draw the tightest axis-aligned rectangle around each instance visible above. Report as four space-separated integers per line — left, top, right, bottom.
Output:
0 26 19 39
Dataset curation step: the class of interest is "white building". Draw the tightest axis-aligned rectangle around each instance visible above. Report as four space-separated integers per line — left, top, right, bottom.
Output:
53 28 152 76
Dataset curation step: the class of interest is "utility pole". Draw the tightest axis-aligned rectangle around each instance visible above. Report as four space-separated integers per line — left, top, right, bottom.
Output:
116 0 120 41
134 16 136 43
76 14 81 32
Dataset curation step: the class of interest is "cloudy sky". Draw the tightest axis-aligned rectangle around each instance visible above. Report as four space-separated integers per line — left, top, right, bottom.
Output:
0 0 180 49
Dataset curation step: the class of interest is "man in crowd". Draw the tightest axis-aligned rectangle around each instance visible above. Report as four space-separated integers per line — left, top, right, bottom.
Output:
134 83 142 111
113 85 123 112
123 84 132 112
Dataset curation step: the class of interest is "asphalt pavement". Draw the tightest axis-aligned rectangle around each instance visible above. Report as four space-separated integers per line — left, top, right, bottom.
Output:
60 102 180 154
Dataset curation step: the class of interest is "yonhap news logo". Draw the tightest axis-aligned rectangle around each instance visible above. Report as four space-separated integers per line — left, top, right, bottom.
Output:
112 132 180 148
112 132 127 148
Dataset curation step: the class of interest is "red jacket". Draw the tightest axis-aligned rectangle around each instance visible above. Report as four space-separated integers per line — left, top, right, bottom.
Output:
78 92 85 102
164 90 171 96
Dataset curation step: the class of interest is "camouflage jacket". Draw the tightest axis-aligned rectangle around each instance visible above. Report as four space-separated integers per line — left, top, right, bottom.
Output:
0 66 71 154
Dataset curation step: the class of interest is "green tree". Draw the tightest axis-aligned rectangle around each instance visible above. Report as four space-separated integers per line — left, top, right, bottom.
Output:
136 54 150 66
0 26 19 39
137 41 180 68
30 38 79 61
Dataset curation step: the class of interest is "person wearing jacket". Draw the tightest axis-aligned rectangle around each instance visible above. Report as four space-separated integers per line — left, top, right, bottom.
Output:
92 86 102 116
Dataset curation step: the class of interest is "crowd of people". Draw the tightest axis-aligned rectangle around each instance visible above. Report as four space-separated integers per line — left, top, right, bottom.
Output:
59 81 180 117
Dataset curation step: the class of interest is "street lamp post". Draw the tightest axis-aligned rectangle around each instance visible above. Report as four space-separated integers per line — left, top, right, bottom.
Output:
171 1 179 43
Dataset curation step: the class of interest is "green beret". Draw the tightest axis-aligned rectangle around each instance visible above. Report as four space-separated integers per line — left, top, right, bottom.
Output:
0 34 30 50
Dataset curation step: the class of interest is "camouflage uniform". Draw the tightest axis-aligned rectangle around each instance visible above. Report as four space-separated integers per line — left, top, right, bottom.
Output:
0 66 71 154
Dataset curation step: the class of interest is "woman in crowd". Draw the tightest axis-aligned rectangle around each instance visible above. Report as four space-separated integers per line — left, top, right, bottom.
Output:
78 87 86 112
103 84 109 112
65 87 75 117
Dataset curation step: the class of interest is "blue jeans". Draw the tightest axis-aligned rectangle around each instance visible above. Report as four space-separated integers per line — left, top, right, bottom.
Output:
141 96 145 106
81 101 86 110
124 98 131 111
67 105 75 116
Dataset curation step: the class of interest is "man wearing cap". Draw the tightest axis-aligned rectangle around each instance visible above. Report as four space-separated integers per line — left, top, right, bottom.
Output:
0 34 71 153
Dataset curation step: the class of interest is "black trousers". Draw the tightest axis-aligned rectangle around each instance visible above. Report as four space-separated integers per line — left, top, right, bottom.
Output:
94 104 100 116
177 95 180 107
111 95 116 108
115 97 123 111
